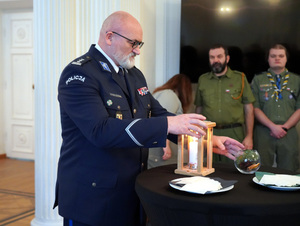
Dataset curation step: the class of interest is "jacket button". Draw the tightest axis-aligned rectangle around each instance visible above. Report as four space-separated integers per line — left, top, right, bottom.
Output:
153 141 158 145
133 109 137 114
92 182 96 187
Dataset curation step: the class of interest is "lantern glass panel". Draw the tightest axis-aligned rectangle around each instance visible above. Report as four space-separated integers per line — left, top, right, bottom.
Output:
175 121 215 176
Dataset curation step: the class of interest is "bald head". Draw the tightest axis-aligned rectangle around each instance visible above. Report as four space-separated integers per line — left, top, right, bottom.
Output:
97 11 143 68
98 11 143 48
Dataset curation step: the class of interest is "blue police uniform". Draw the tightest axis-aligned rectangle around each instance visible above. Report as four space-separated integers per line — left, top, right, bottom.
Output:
53 45 176 225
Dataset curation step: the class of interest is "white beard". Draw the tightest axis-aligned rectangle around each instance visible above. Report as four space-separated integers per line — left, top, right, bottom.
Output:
114 52 136 69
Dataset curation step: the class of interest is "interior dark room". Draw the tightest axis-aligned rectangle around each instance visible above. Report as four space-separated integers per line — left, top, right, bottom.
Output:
180 0 300 83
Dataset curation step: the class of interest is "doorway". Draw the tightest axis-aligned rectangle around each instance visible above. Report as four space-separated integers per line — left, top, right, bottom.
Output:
2 10 34 160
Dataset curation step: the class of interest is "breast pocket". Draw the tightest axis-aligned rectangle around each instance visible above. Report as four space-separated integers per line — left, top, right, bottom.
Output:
137 94 151 118
224 88 242 105
103 93 131 119
258 87 273 103
283 87 298 105
202 89 216 106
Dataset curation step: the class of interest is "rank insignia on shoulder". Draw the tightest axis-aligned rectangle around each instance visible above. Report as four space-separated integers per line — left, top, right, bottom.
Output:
137 87 149 96
71 56 91 66
100 61 111 72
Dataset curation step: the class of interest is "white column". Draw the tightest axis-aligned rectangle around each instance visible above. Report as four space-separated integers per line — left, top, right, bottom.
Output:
31 0 76 225
165 0 181 80
75 0 141 66
155 0 181 87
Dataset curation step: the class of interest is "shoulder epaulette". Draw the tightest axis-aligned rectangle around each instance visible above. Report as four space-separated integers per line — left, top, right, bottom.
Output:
232 70 243 75
71 56 91 66
254 71 267 76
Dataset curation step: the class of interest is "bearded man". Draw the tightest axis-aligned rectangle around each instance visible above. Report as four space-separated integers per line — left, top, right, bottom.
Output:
194 44 255 163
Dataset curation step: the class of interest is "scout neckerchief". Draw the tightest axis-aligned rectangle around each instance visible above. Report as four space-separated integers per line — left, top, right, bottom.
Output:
266 69 289 101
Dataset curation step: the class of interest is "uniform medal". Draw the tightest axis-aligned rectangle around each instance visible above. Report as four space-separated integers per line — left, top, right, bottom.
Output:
107 100 113 106
264 90 269 101
116 111 123 120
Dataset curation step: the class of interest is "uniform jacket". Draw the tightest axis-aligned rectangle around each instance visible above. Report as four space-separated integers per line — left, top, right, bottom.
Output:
54 45 175 225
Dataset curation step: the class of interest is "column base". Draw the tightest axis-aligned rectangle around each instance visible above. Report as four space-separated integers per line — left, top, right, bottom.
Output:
31 217 63 226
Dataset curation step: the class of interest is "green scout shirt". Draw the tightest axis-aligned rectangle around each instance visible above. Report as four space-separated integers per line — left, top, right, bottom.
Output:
194 67 255 124
251 69 300 123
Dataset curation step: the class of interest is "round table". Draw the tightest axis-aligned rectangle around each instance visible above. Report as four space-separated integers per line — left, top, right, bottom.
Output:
135 163 300 226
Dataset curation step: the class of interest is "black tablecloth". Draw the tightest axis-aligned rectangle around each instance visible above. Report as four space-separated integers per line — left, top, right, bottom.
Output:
135 163 300 226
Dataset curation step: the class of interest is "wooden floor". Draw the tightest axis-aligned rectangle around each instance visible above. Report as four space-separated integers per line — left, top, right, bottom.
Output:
0 158 35 226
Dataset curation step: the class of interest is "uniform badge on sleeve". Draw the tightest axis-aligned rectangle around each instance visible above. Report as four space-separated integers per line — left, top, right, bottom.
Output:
137 87 149 96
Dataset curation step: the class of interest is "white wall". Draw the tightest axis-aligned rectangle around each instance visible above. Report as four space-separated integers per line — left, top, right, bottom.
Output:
140 0 181 92
140 0 157 91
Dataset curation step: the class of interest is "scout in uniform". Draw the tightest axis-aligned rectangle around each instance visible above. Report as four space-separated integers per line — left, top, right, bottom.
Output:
251 44 300 171
195 44 255 163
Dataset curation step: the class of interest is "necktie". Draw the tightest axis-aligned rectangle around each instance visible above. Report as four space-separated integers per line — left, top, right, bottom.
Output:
118 67 128 92
276 74 282 99
118 67 132 110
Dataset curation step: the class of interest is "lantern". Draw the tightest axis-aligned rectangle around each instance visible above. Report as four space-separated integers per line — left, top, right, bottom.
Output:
175 121 216 176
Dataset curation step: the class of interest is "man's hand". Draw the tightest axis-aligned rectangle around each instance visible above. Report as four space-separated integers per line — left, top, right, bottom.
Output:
212 136 245 160
270 124 287 139
162 146 172 160
167 114 207 138
242 135 253 149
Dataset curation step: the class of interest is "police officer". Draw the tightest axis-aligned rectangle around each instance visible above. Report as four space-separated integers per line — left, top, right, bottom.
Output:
251 44 300 171
54 11 245 226
195 44 255 163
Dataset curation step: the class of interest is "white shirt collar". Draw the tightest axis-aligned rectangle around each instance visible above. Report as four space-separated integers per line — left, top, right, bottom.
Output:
95 43 120 73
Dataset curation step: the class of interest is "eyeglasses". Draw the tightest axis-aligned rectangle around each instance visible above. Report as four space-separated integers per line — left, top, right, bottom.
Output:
111 31 144 49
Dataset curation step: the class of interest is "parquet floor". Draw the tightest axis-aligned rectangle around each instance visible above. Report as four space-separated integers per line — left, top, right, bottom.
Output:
0 158 35 226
